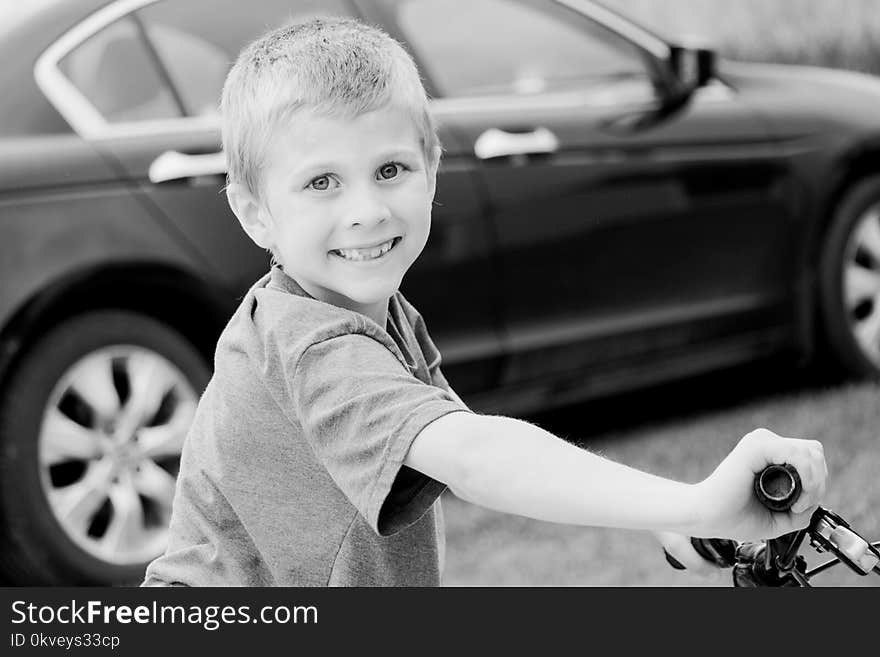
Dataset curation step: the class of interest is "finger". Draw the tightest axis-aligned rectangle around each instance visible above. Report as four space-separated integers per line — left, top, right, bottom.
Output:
657 532 702 570
753 430 799 467
742 428 796 473
767 503 816 538
789 456 814 514
789 441 826 514
813 441 828 501
785 504 818 532
669 539 721 575
805 453 826 512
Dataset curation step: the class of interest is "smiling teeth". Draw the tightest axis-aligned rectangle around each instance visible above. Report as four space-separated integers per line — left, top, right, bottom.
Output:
335 238 396 261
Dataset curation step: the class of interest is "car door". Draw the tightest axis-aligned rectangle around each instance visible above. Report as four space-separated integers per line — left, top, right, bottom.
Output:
388 0 794 399
39 0 503 398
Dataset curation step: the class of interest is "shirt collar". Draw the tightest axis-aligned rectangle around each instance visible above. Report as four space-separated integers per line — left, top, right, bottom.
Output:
266 266 419 374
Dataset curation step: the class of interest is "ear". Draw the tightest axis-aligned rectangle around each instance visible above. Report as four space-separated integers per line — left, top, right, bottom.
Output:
226 183 274 249
426 144 442 200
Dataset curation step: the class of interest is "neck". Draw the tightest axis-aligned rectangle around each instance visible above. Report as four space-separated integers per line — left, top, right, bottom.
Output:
362 300 389 329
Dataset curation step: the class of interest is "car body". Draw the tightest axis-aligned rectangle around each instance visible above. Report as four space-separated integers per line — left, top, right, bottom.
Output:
1 0 879 584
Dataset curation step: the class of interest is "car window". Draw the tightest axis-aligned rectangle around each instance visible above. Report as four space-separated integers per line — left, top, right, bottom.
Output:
136 0 357 119
57 16 182 123
396 0 654 100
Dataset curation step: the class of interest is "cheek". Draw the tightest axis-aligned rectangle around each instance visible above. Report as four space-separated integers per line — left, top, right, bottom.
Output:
395 185 431 220
275 221 327 258
406 212 431 255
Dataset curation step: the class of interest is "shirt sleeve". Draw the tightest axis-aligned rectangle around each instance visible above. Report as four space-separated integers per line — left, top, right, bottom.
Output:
425 354 469 409
407 300 471 410
286 332 471 536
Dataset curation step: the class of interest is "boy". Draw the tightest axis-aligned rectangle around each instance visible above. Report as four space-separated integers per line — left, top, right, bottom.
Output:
142 17 826 586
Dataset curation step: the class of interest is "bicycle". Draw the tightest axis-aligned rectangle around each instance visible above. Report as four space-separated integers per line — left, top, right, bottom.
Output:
664 464 880 586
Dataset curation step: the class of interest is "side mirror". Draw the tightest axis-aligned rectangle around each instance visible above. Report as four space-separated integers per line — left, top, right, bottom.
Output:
666 42 718 96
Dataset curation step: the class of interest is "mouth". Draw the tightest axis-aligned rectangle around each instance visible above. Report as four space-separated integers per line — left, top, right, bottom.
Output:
330 236 401 262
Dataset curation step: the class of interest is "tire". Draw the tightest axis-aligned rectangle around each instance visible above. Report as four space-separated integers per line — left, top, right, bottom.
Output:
0 310 210 585
818 175 880 379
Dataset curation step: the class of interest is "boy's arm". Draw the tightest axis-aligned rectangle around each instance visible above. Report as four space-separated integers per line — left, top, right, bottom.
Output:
404 412 826 541
407 412 701 535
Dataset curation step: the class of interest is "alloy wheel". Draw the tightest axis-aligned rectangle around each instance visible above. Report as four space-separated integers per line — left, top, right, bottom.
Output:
37 346 197 565
843 202 880 367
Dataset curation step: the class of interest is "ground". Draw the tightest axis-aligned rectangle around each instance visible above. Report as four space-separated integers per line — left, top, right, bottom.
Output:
443 362 880 586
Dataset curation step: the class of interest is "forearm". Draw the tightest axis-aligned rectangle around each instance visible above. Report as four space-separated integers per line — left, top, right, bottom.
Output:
453 415 702 535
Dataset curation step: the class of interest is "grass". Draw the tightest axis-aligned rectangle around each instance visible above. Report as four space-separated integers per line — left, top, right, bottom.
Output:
603 0 880 76
442 364 880 586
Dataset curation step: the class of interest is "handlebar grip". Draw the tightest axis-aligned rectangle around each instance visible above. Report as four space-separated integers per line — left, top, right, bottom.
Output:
663 537 738 570
690 537 738 568
663 549 686 570
754 463 802 512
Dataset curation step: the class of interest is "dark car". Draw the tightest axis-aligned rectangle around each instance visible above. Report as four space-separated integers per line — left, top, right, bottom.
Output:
1 0 879 585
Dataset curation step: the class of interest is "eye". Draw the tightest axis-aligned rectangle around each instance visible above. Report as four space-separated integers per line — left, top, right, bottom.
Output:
377 162 404 180
307 175 336 191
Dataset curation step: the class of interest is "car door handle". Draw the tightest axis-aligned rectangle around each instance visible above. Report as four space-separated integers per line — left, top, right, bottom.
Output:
473 127 559 160
148 150 227 183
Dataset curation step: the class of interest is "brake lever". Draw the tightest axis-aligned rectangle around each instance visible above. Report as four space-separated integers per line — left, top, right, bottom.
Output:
807 507 880 576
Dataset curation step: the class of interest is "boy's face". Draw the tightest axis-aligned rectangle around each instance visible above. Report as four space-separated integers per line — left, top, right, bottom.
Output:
238 105 437 324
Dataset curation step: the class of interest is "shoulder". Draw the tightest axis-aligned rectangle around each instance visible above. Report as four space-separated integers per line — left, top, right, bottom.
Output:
392 290 441 364
210 273 362 378
392 290 429 334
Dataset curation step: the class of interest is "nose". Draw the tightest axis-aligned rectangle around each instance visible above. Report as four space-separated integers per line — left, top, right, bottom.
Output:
343 183 391 229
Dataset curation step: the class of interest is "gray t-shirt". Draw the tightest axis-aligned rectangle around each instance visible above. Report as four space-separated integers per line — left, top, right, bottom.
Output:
142 266 470 586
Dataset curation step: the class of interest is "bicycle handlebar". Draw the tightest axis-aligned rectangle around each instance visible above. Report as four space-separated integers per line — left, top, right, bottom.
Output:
664 464 800 571
753 463 801 512
663 463 880 585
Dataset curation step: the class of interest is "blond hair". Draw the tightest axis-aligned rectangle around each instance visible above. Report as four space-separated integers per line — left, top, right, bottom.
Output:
221 17 440 201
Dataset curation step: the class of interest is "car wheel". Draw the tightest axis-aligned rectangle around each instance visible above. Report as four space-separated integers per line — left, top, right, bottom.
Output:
818 175 880 378
0 310 209 585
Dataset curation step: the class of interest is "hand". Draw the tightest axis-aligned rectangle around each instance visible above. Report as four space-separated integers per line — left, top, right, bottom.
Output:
655 531 725 579
693 428 827 542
